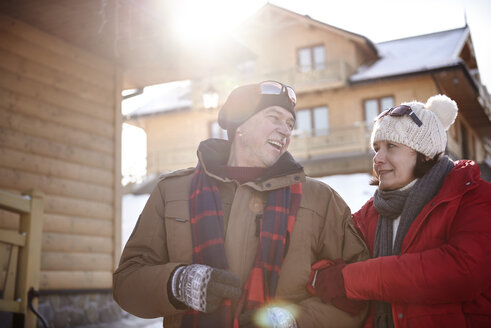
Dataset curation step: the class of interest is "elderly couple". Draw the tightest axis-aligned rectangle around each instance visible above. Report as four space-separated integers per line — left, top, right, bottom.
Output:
113 81 491 328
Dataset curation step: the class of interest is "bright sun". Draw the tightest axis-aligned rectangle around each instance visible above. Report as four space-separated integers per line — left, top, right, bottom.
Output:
171 0 265 44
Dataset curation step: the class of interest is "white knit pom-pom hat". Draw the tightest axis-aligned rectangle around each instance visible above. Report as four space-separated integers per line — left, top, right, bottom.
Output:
371 94 458 158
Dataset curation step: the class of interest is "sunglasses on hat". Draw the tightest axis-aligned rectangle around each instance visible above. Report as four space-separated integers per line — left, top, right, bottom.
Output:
375 105 423 127
259 80 297 106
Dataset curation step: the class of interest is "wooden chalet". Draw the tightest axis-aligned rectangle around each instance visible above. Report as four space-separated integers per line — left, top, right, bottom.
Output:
126 3 491 181
0 0 250 326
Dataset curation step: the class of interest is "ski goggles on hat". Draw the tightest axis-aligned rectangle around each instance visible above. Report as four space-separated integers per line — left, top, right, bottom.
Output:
259 80 297 106
376 105 423 127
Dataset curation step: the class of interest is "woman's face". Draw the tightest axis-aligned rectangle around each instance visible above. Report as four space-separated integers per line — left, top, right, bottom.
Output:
373 140 418 191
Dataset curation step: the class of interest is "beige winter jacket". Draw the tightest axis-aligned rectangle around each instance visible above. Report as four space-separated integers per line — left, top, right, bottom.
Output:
113 139 369 327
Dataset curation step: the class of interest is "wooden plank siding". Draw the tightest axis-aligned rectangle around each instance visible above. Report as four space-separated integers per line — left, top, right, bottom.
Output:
0 14 122 290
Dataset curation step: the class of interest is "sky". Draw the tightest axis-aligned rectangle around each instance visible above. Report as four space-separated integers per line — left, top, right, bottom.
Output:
285 0 491 87
122 0 491 184
169 0 491 87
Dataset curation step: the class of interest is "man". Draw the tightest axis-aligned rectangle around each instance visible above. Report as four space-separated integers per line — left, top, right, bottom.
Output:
113 81 369 327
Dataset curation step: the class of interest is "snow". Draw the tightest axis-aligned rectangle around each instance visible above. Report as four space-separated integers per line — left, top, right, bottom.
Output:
121 194 151 247
122 80 192 118
121 173 377 249
351 27 468 82
317 173 377 213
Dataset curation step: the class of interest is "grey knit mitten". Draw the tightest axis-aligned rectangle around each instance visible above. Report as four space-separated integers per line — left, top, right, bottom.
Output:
265 307 297 328
171 264 241 313
238 306 297 328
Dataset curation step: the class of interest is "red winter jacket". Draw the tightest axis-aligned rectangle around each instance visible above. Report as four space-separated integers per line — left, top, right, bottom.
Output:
343 160 491 328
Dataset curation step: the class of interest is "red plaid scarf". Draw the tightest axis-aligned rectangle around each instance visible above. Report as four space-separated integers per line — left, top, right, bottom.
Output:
182 164 302 328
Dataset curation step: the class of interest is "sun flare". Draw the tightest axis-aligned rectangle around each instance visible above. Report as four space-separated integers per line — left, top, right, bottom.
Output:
171 0 265 44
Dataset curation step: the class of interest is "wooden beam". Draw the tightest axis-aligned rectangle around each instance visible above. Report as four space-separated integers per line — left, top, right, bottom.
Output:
0 15 114 86
0 229 25 246
42 233 113 253
3 245 18 300
0 128 114 170
44 195 113 221
0 299 21 313
16 190 44 328
0 47 112 107
0 107 114 155
41 252 113 271
0 189 30 214
40 271 112 290
0 67 112 122
0 12 114 73
0 147 113 188
0 88 114 139
0 167 114 204
43 214 113 237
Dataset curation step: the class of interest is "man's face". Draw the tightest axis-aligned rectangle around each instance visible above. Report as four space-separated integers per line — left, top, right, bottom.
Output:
229 106 295 168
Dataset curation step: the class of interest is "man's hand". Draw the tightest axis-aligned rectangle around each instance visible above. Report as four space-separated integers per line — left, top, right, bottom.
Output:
239 306 297 328
171 264 241 313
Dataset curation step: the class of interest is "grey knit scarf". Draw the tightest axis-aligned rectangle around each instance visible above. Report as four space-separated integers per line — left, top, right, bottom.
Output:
372 156 454 328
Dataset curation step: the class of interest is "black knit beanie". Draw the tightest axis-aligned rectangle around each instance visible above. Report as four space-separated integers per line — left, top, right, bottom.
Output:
218 82 296 139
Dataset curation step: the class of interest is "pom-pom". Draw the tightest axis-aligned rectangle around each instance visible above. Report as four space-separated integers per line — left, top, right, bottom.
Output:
425 94 458 130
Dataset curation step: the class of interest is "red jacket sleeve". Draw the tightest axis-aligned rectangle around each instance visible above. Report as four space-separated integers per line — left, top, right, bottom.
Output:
343 186 491 304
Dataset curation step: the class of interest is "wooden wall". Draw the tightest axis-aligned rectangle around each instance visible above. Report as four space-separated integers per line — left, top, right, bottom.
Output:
0 14 122 290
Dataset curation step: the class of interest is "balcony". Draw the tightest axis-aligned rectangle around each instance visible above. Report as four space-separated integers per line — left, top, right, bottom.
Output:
191 60 353 110
289 123 370 160
241 59 353 93
289 123 373 176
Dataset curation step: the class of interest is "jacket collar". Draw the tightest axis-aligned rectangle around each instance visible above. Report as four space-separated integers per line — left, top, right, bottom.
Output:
401 160 482 253
196 138 305 190
430 160 481 203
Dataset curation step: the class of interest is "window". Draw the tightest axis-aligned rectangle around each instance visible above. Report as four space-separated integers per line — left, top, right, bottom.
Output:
313 106 329 136
295 106 329 137
298 45 326 72
380 97 394 111
210 121 228 140
296 110 312 136
313 46 326 70
364 96 394 123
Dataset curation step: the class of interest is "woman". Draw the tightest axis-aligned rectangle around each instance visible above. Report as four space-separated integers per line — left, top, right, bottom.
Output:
307 95 491 327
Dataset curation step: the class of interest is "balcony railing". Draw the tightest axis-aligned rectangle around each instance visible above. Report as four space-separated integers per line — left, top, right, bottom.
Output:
191 60 353 110
147 123 371 175
239 60 353 91
289 123 370 160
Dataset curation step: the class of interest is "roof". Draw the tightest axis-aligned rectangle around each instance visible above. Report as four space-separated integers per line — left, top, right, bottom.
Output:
242 3 378 58
351 27 469 83
123 80 192 119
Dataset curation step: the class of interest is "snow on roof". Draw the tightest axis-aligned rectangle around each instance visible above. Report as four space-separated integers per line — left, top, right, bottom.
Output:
351 27 469 83
123 80 192 118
